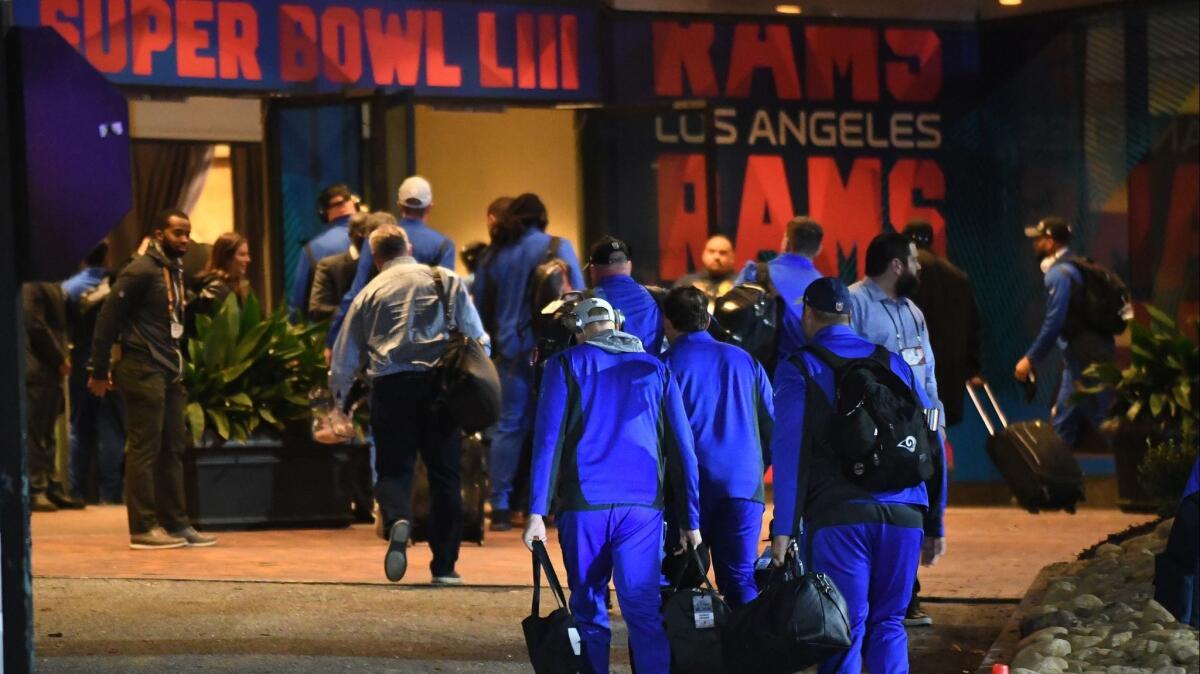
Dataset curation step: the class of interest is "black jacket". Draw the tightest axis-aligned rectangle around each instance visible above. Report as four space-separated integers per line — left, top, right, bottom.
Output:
189 271 239 319
308 250 358 321
23 282 70 385
910 249 983 426
90 245 186 380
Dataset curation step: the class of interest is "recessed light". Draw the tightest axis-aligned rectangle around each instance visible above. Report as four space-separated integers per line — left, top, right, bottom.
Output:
775 4 803 14
999 0 1022 5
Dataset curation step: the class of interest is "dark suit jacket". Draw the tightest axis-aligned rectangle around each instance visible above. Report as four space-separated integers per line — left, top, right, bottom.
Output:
23 282 70 385
308 250 358 321
911 249 983 426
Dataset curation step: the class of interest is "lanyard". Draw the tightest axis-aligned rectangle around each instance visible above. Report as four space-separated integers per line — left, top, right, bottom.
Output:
162 266 183 322
879 300 923 351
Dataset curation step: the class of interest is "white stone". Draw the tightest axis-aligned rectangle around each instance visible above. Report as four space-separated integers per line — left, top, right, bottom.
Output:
1110 633 1135 648
1143 601 1178 626
1097 544 1122 557
1075 595 1107 611
1013 646 1048 670
1151 666 1185 674
1021 628 1072 650
1072 636 1105 651
1166 640 1199 663
1105 667 1151 674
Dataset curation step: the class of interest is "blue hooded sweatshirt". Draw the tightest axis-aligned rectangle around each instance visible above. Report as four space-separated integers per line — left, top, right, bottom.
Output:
662 330 774 503
771 324 947 539
471 229 584 361
529 330 700 530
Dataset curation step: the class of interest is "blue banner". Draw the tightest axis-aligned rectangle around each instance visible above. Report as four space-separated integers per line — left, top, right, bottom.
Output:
16 0 599 100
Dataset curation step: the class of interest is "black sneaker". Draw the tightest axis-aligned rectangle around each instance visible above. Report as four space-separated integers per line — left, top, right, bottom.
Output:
489 509 512 532
384 520 411 582
904 605 933 627
31 492 58 512
46 489 86 510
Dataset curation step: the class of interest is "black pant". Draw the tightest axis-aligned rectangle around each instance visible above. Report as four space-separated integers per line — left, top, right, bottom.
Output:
115 356 189 535
1156 492 1199 626
26 379 63 494
370 371 463 576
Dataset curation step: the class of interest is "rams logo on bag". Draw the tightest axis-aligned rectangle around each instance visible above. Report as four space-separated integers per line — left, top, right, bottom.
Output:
896 436 918 453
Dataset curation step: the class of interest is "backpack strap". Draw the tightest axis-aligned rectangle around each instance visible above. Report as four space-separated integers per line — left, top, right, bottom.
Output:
545 236 562 262
868 344 891 368
787 352 829 539
755 261 773 293
805 342 849 371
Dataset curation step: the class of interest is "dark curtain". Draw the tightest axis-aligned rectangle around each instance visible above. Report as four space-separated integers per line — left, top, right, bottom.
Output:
109 141 213 269
230 143 270 306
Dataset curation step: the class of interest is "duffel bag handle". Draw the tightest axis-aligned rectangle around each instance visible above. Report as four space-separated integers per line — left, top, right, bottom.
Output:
671 542 716 592
530 540 569 617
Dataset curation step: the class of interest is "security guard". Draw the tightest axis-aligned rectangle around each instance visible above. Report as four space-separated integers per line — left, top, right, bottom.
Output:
524 297 701 674
662 286 773 608
771 277 946 674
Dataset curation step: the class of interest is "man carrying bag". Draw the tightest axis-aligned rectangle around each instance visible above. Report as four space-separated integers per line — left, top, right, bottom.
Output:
523 539 582 673
766 277 945 674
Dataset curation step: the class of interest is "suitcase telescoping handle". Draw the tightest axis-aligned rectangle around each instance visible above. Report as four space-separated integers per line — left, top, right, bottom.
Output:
966 380 1010 437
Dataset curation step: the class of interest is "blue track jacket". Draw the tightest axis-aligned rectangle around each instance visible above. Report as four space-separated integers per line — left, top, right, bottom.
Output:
593 275 666 355
471 229 585 361
1185 459 1199 501
327 217 455 346
662 331 774 503
290 216 351 316
735 254 821 359
771 324 947 539
529 334 701 530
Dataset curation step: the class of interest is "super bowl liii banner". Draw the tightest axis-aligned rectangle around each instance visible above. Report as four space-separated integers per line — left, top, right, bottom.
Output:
17 0 599 99
604 18 981 282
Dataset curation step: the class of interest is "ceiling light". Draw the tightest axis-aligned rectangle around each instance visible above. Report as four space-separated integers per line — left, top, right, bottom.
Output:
775 4 803 14
999 0 1022 5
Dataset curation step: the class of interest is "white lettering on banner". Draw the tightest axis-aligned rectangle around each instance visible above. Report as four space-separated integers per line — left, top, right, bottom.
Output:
650 108 942 150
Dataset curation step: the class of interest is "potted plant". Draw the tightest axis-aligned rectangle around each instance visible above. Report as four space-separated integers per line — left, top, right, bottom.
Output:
182 293 368 530
1080 305 1198 511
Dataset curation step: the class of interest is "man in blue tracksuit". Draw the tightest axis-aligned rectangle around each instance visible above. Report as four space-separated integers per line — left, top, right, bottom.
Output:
662 287 773 608
289 183 359 320
771 277 947 674
587 236 667 355
734 216 825 362
1015 217 1114 449
327 175 456 347
1156 458 1199 627
524 297 701 674
471 193 585 530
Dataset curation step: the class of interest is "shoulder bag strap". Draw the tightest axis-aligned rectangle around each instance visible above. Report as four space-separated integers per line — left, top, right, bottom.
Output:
532 540 569 611
429 265 457 334
545 236 562 261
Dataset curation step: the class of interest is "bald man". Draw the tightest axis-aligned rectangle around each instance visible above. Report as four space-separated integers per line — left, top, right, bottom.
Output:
674 235 736 310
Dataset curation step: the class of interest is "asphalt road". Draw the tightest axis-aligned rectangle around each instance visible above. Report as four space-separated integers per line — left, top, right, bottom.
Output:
34 578 1013 673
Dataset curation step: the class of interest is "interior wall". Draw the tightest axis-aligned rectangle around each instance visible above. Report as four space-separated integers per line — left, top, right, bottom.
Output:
413 105 583 274
190 145 235 245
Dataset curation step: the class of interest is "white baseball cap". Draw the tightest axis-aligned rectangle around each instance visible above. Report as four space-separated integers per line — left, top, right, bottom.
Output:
397 176 433 209
572 297 618 328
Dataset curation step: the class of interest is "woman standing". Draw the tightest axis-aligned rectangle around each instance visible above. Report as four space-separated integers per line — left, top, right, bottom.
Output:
191 232 251 317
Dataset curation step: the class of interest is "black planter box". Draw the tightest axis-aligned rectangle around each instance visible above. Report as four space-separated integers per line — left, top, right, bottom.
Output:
184 434 370 531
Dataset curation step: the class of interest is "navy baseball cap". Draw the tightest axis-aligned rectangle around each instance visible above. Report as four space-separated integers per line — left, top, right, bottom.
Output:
588 236 631 266
1024 217 1072 242
803 277 852 315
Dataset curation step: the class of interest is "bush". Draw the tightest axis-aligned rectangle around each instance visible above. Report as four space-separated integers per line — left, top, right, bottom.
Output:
1139 432 1199 513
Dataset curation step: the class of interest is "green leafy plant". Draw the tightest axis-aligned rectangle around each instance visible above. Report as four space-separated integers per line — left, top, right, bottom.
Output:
1138 431 1199 513
183 293 329 446
1080 305 1198 438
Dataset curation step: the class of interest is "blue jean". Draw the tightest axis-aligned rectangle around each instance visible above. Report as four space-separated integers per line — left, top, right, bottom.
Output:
558 506 669 674
812 522 922 674
68 388 125 502
489 356 536 510
701 497 764 609
1053 357 1111 449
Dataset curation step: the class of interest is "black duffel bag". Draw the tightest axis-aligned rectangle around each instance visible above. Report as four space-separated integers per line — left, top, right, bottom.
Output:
429 267 501 433
723 542 852 674
522 540 582 674
662 544 731 674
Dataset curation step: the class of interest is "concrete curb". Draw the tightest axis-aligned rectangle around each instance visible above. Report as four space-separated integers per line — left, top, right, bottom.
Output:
976 561 1072 674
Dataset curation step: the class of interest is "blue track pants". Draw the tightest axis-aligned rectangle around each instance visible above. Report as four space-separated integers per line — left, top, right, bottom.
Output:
812 522 922 674
701 497 764 609
558 506 669 674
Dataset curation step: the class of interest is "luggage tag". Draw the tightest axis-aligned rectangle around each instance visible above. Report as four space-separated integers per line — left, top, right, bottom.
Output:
693 594 716 629
567 627 581 655
900 346 927 367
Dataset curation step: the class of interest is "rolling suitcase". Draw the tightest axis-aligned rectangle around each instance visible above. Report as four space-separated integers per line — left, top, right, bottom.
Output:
411 432 489 544
967 381 1085 513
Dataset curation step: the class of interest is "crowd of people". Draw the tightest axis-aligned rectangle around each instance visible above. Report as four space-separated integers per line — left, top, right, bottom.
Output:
24 167 1126 672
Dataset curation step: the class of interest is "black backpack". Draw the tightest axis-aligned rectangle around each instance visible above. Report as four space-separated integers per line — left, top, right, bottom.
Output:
528 237 575 340
711 262 781 373
1068 258 1131 337
805 344 935 493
